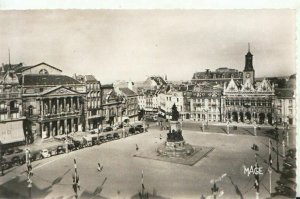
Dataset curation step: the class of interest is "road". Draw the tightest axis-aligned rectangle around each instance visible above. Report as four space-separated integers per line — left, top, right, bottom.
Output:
0 124 289 199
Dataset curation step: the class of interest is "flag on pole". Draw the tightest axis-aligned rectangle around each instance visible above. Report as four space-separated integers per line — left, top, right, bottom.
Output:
141 170 144 190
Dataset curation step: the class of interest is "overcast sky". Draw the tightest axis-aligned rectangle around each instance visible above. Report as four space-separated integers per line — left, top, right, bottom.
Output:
0 10 296 84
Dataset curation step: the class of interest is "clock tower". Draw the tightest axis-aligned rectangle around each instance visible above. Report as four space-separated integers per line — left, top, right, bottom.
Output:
243 43 255 84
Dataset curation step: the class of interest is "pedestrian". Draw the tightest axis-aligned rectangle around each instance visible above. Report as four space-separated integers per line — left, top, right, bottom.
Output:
159 134 162 140
136 144 139 151
97 163 103 172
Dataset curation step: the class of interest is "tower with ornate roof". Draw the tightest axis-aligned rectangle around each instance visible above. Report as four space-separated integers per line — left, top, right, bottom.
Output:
243 43 255 85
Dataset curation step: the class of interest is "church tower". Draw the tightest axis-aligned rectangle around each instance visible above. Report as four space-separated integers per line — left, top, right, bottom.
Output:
243 43 255 84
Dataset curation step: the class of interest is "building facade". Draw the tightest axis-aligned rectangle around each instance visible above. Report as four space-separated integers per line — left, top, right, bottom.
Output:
20 63 86 140
75 75 103 130
190 85 222 122
101 84 124 126
222 48 275 124
0 64 25 146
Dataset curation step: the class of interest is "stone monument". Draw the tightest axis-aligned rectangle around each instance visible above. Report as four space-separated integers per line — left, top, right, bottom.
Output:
157 104 194 157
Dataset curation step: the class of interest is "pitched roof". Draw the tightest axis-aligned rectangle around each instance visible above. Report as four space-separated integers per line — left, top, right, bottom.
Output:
275 89 295 98
20 74 81 86
101 84 113 89
40 85 80 96
119 87 137 96
149 76 167 85
85 75 98 82
20 62 62 73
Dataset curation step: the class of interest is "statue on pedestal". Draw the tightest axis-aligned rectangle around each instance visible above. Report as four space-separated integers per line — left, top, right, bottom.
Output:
167 104 183 142
171 103 180 121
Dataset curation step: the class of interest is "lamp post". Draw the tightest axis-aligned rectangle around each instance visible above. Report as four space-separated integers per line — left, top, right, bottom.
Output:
282 140 285 158
286 130 289 147
226 120 230 134
253 120 257 136
0 141 3 176
275 128 280 172
268 166 272 198
268 139 272 198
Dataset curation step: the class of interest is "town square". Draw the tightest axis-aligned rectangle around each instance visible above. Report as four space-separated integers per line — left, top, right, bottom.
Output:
0 9 296 199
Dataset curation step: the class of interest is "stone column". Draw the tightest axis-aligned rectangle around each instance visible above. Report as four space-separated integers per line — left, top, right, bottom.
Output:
49 99 52 114
57 98 60 113
41 123 44 138
57 121 61 135
77 98 80 111
64 119 67 134
71 118 74 132
70 97 73 112
50 122 53 137
63 98 67 112
41 99 44 116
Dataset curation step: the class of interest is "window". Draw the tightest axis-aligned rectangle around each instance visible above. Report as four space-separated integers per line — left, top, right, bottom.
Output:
39 69 49 75
289 109 292 115
289 100 293 106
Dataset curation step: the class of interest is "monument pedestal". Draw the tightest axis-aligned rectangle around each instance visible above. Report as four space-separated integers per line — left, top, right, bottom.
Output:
157 120 195 157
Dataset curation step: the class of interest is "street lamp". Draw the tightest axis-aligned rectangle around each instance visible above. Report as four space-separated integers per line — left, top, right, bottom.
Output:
226 120 230 134
253 120 257 136
0 141 3 176
275 128 280 172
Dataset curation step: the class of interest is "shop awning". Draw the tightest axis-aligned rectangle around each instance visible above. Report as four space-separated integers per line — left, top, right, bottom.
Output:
0 120 25 145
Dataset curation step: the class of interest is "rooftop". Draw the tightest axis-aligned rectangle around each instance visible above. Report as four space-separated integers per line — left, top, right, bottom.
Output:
119 87 137 96
20 74 81 86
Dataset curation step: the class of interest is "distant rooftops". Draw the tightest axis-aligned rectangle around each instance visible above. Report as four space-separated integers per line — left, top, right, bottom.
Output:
119 87 137 96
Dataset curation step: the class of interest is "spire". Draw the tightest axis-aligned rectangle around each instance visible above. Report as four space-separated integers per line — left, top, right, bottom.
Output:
8 49 11 67
248 42 250 52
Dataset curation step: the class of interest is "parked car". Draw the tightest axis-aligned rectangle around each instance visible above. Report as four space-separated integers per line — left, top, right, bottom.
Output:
135 125 144 133
113 132 120 139
1 157 12 170
91 136 100 145
73 140 83 149
129 126 136 134
97 135 105 143
67 143 76 151
57 145 66 154
103 126 113 132
41 149 51 158
106 134 113 141
83 136 93 147
11 156 23 166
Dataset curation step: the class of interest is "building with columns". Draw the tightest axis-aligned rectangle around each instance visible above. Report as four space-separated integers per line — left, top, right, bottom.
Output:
17 63 86 140
21 75 86 139
222 47 275 124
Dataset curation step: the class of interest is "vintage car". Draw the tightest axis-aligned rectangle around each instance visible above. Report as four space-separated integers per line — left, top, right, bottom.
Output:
40 149 51 158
